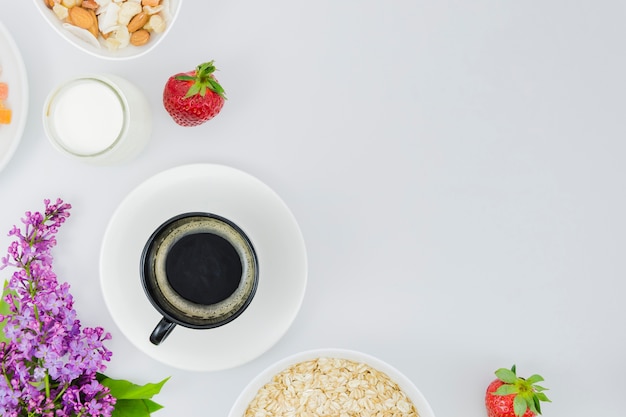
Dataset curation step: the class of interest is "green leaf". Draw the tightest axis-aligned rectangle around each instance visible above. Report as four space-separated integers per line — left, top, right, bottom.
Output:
533 385 548 392
142 399 164 414
0 280 17 344
97 375 169 417
175 75 196 82
525 374 544 384
493 384 518 396
111 399 163 417
495 368 518 384
532 395 542 415
208 79 225 96
527 395 539 414
513 394 528 417
0 280 15 313
185 83 202 98
100 376 170 400
536 392 551 402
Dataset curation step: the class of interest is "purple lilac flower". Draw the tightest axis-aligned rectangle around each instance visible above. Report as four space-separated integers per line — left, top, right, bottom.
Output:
0 199 116 417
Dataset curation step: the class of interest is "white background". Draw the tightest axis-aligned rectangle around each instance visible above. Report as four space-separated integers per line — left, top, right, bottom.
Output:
1 1 625 416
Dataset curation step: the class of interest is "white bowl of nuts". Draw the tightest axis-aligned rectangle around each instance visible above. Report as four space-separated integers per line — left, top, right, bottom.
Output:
228 348 437 417
34 0 182 60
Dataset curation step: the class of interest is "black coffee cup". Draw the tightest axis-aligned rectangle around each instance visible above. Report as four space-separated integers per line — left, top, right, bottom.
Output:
140 212 258 345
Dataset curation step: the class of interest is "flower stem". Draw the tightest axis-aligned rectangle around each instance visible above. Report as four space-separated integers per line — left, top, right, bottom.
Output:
45 371 50 398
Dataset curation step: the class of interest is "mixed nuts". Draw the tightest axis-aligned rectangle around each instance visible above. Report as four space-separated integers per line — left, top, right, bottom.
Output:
44 0 169 50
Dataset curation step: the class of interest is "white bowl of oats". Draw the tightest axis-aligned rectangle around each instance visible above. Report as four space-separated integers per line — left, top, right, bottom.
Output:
229 348 436 417
33 0 182 60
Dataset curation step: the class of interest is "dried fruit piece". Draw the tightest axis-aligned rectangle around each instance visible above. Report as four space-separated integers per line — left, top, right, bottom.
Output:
61 0 80 7
98 2 121 34
118 1 142 26
0 83 11 124
144 14 165 33
143 4 164 15
105 26 130 50
52 3 69 20
0 106 11 125
0 82 8 100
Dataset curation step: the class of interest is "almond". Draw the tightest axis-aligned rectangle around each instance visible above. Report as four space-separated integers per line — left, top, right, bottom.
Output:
87 9 99 38
127 12 149 33
68 6 94 30
87 24 98 38
85 8 99 37
130 29 150 46
87 8 98 26
81 0 99 10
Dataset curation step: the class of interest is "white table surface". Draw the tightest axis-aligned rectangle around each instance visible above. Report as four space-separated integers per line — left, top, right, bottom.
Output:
1 1 625 416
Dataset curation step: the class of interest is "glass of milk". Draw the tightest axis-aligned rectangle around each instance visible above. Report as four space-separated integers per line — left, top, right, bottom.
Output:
43 74 152 165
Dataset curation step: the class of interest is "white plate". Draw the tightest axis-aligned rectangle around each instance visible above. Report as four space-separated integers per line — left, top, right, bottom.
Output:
0 21 28 173
100 164 308 371
228 348 437 417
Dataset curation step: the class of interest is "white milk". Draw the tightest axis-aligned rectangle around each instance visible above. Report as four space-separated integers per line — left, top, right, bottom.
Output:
43 74 152 165
52 79 124 155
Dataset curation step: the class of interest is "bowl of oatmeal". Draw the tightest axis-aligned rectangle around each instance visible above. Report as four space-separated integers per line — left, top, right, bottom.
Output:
229 348 436 417
33 0 182 60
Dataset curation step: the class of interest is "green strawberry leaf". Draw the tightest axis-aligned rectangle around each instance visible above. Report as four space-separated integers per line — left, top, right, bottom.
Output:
533 385 548 392
207 79 225 96
513 394 527 417
186 83 203 98
536 392 551 402
532 395 541 414
495 367 518 384
178 61 227 99
525 374 544 384
493 384 518 395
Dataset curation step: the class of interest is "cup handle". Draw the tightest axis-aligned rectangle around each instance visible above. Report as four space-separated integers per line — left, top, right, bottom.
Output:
150 317 176 345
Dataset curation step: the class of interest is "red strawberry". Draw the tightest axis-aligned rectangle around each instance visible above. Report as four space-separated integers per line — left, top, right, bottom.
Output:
485 365 551 417
163 61 226 127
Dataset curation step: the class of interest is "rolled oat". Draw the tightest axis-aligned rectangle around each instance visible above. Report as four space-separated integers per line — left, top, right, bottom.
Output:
244 357 420 417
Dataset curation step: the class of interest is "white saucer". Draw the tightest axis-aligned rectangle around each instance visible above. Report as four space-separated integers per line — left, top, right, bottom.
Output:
99 164 308 371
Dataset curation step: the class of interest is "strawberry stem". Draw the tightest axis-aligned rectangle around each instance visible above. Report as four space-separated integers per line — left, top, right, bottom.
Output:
176 61 226 99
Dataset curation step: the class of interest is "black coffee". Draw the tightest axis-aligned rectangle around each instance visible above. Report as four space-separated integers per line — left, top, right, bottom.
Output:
165 232 242 305
142 213 259 345
143 213 257 327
